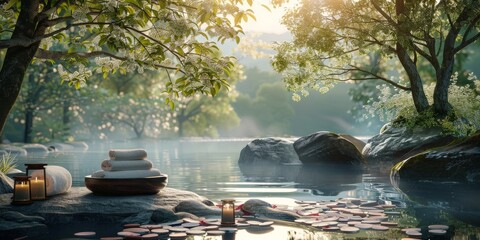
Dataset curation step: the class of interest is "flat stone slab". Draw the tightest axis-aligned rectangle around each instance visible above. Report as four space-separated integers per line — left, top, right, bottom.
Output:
0 187 206 223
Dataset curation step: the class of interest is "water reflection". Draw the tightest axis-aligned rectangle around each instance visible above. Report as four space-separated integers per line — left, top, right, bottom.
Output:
239 162 362 196
392 178 480 226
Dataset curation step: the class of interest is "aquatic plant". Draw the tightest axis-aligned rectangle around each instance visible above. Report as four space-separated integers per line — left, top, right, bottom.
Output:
0 152 17 174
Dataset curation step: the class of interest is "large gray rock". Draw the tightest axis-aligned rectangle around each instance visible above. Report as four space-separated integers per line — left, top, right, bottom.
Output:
22 144 49 156
242 199 299 221
0 172 13 194
0 211 48 239
174 200 222 218
0 187 206 224
238 138 301 165
293 131 365 166
391 132 480 184
0 145 27 157
363 125 456 164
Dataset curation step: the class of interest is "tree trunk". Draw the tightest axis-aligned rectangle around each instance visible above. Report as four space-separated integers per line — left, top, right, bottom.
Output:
62 99 71 141
395 0 429 113
396 44 430 113
0 0 42 136
23 109 33 143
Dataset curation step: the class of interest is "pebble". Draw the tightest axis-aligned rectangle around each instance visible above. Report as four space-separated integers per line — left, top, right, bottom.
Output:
340 226 360 233
259 221 274 227
355 223 373 229
235 223 250 228
117 232 140 237
246 220 261 226
187 230 206 235
169 232 187 238
402 228 421 233
322 226 339 231
181 222 199 228
74 232 96 237
123 223 141 228
362 220 380 224
338 218 349 222
183 218 200 223
140 224 163 229
151 229 169 235
405 230 422 237
347 221 362 226
203 225 220 230
100 238 123 240
371 225 389 231
207 230 225 235
429 229 447 235
169 227 189 232
312 222 330 228
123 228 149 234
428 224 449 230
141 233 159 239
337 223 348 227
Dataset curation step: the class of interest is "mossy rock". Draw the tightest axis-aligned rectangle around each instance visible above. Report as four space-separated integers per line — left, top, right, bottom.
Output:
391 132 480 184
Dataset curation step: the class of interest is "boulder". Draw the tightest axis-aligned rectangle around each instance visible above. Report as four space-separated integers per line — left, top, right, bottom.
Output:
242 199 299 221
0 145 27 157
22 144 49 156
0 187 206 224
0 211 48 239
391 132 480 184
174 200 222 217
151 208 199 223
363 125 455 164
293 131 365 166
238 138 301 165
6 168 24 179
0 172 13 194
339 134 366 152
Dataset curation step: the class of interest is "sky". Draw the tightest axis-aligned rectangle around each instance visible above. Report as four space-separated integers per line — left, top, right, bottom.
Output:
241 0 292 34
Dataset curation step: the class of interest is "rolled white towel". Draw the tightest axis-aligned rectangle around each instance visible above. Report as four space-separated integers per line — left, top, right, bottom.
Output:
91 168 162 178
31 166 72 196
109 149 147 160
101 159 153 171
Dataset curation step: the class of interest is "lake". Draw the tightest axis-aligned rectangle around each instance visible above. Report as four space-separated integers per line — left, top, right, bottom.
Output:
14 138 480 239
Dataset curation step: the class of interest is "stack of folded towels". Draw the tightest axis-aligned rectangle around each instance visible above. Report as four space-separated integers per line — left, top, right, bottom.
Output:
92 149 162 178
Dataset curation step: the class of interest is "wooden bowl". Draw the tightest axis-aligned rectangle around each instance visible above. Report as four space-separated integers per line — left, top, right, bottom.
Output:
84 174 168 195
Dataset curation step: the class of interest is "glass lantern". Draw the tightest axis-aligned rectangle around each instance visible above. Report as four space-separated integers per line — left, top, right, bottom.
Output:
12 176 32 205
25 164 47 200
221 199 236 226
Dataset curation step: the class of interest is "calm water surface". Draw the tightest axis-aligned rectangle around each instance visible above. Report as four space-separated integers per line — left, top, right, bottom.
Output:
15 139 480 239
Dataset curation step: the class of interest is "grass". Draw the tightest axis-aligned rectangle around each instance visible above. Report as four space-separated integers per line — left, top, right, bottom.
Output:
0 151 17 174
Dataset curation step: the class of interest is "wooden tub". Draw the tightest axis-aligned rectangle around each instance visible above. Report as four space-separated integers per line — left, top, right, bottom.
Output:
84 174 168 195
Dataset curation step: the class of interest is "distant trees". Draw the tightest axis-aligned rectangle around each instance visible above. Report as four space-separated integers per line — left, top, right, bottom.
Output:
273 0 480 120
0 0 255 136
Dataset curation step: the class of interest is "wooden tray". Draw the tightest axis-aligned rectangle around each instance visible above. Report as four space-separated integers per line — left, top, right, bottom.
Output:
84 174 168 195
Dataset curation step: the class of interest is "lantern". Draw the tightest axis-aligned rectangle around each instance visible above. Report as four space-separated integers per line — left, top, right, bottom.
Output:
12 176 32 205
221 199 236 226
25 164 47 200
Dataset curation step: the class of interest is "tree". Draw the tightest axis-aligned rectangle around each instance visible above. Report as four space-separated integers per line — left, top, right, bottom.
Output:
0 0 255 136
272 0 480 119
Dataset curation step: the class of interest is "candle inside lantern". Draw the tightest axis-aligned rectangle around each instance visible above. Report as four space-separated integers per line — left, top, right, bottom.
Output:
14 181 30 202
30 177 46 200
221 199 235 226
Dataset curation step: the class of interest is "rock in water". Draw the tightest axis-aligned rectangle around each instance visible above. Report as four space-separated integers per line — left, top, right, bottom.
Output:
238 138 301 165
293 131 365 166
0 172 13 194
391 131 480 184
363 125 455 164
174 200 222 217
0 211 48 239
242 199 299 221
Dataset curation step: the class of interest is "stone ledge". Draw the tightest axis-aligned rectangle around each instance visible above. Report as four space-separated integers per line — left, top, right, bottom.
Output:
0 187 206 223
